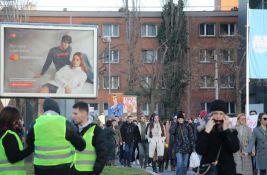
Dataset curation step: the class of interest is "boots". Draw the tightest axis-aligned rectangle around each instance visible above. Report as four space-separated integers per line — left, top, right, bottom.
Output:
158 157 164 173
171 158 175 171
165 159 169 170
152 160 158 173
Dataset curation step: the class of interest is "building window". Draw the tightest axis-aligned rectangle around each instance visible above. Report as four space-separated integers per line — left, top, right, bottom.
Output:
103 76 120 89
104 49 119 63
103 24 119 37
141 103 149 115
140 76 152 88
220 75 234 88
89 103 98 111
199 49 215 63
199 23 215 36
141 24 157 37
219 49 235 63
227 102 236 114
201 102 211 112
220 23 236 36
200 75 214 88
104 103 108 110
141 49 157 63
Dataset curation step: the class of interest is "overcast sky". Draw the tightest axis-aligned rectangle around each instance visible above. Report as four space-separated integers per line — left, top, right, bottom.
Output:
35 0 214 11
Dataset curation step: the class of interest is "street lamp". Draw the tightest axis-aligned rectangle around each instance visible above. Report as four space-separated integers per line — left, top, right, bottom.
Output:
103 36 111 94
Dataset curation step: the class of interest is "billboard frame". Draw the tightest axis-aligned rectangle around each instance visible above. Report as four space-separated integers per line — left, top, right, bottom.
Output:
0 23 98 98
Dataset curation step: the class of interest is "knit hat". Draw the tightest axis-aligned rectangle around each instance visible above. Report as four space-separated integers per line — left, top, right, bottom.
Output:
199 110 208 118
210 100 227 114
43 98 60 114
177 113 184 119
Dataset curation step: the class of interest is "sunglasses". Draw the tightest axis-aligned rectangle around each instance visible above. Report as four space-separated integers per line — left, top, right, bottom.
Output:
262 118 267 121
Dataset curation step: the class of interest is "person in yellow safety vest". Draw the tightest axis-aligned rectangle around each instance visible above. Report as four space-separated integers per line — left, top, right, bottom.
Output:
71 101 107 175
26 98 86 175
0 106 32 175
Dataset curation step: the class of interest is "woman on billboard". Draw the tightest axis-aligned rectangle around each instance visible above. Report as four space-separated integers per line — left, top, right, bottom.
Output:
39 52 88 94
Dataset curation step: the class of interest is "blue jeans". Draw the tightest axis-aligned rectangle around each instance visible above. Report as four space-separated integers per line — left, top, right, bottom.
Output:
176 153 189 175
124 143 134 166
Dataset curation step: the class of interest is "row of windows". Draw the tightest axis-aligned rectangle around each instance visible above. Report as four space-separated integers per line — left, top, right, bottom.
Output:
102 48 236 64
103 24 158 38
90 102 158 113
101 75 164 90
91 101 235 116
200 75 234 88
102 23 236 38
199 48 236 63
102 75 234 90
103 49 158 64
199 23 237 37
201 102 236 114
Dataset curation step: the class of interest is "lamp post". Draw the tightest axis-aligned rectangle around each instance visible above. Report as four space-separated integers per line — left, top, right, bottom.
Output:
214 54 219 99
103 36 111 94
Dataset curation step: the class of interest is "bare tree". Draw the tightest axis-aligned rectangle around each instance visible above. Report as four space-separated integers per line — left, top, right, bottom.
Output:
0 0 34 22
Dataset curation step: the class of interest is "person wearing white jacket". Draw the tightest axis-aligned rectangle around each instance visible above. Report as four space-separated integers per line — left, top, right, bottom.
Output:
39 52 88 94
146 113 166 173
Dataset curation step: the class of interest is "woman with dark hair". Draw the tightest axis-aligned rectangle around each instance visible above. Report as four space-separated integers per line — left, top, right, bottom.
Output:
0 106 31 175
170 112 195 175
247 113 267 175
146 113 166 173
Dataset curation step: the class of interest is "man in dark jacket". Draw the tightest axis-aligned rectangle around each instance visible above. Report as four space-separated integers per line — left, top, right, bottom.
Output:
35 35 72 78
26 98 86 175
196 100 240 175
120 116 141 167
71 101 106 175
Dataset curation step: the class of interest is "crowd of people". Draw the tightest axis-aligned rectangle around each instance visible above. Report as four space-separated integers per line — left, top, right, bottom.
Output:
0 99 267 175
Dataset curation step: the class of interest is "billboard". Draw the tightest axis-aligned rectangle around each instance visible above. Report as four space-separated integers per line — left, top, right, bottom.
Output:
0 24 97 98
123 96 137 115
108 93 124 118
108 93 137 118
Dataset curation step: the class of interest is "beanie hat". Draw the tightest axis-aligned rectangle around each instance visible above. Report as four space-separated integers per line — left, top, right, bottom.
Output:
177 113 184 119
43 98 60 114
199 110 208 119
210 100 227 114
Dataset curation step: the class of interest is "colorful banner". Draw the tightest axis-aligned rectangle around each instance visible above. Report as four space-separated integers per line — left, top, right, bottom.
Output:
249 10 267 78
108 93 124 118
246 115 258 129
123 96 137 115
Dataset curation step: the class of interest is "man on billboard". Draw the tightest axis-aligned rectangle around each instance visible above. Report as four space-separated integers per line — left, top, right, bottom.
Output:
35 35 72 78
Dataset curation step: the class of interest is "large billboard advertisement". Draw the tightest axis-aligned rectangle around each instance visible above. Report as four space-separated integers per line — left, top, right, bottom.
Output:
0 24 97 98
108 93 137 118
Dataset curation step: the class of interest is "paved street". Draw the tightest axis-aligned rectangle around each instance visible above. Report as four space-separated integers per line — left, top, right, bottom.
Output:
132 163 196 175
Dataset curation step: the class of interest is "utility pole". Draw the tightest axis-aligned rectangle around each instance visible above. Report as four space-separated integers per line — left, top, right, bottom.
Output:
103 36 111 94
215 54 219 99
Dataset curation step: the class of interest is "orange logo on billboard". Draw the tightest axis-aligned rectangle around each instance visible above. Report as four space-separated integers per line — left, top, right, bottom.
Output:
9 53 20 61
8 33 17 38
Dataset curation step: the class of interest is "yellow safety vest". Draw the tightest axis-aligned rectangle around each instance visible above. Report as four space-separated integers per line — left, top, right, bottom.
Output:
0 130 26 175
33 115 72 166
74 125 96 172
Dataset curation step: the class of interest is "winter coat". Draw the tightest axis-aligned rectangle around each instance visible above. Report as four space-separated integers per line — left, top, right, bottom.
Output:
104 127 116 161
247 126 267 169
137 122 148 142
146 122 166 158
120 122 141 144
233 125 253 175
196 128 240 175
170 122 195 154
